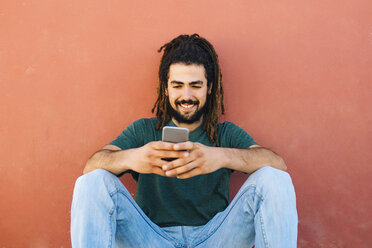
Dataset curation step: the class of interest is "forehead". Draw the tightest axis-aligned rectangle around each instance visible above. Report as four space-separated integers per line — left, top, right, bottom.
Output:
168 63 207 83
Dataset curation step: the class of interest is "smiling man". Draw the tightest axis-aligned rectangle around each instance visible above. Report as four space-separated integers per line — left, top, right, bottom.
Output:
71 34 298 248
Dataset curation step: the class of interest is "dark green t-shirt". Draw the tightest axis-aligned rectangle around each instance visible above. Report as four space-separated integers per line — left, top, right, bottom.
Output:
110 118 256 227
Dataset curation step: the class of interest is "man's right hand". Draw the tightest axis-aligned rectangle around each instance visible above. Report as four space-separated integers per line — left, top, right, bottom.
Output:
84 141 189 176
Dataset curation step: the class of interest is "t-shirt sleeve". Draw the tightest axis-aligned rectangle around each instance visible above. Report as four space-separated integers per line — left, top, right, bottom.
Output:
109 119 145 149
219 122 257 174
108 119 148 179
221 122 257 148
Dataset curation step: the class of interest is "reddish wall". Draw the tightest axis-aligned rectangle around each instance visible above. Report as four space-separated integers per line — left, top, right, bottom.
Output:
1 0 371 247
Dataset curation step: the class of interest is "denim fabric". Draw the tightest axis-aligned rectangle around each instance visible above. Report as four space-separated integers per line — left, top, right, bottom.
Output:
71 166 297 248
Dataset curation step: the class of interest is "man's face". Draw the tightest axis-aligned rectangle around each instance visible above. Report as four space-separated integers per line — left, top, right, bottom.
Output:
166 63 211 124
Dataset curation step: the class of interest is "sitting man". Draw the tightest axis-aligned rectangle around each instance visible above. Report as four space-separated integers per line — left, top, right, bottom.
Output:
71 34 298 248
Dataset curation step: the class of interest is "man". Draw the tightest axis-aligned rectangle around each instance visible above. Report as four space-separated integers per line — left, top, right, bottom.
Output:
71 34 298 247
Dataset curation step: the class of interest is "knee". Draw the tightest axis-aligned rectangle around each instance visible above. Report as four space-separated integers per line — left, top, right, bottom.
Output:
254 166 291 183
71 169 122 218
73 169 118 196
245 166 295 199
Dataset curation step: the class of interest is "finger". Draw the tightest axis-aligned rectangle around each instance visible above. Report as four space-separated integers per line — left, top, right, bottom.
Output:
151 166 167 176
162 155 193 171
165 160 199 177
155 150 190 159
153 156 189 169
149 141 176 151
152 158 173 168
177 167 204 179
173 141 194 151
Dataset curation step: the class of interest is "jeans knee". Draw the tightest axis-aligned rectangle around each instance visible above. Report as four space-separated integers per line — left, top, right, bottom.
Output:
246 166 295 199
74 169 118 195
254 166 291 183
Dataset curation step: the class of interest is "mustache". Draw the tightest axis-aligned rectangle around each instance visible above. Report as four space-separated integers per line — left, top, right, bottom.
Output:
176 99 199 105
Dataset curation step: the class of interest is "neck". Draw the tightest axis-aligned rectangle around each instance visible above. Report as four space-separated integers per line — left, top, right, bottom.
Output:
172 116 203 131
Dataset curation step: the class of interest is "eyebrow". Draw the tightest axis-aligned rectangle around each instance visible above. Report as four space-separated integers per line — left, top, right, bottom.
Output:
170 80 204 85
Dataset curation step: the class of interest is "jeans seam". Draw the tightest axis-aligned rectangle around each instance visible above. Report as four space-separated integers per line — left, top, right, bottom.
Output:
259 208 269 248
108 195 116 248
193 184 264 247
181 226 188 247
108 188 178 246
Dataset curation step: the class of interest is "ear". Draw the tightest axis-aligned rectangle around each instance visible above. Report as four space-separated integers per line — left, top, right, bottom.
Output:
165 88 168 96
208 82 213 94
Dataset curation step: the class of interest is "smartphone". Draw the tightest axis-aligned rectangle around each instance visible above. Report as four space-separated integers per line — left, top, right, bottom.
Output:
162 126 189 143
161 126 189 162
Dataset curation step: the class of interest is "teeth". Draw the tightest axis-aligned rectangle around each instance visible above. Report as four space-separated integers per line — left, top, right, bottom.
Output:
181 104 194 109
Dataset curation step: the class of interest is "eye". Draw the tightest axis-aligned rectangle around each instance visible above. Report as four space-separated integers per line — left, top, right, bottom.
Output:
192 86 202 88
173 86 182 89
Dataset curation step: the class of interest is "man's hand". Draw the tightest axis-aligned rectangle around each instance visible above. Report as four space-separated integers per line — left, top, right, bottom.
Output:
128 141 190 176
84 141 190 176
160 142 287 179
161 142 226 179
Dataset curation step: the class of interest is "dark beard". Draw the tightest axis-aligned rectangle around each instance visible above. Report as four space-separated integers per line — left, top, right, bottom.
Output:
167 99 207 124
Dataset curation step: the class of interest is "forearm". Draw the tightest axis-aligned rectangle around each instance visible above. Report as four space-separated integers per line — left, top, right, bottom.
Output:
83 149 132 175
83 141 177 176
221 147 287 173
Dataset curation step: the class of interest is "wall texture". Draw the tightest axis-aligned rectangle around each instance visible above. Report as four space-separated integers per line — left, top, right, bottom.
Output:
0 0 371 247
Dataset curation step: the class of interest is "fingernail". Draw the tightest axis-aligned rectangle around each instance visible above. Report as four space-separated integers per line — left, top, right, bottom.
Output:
166 171 172 176
163 165 168 170
184 152 189 157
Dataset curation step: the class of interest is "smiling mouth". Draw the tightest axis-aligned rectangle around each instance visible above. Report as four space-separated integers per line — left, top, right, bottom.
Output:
180 103 194 109
177 100 199 112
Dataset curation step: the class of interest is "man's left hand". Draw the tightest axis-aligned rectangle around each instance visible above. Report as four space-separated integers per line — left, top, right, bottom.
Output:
162 142 226 179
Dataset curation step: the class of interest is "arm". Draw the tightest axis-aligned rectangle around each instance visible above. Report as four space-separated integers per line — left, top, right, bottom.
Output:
217 145 287 173
162 143 287 179
83 145 130 175
83 142 189 176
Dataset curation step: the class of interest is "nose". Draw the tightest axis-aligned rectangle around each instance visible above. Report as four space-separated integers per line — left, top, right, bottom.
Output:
182 86 192 100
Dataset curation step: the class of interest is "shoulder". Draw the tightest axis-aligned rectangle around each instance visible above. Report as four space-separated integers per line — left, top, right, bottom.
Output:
132 117 157 125
218 121 244 133
117 117 158 138
129 117 160 142
129 117 157 129
218 121 257 148
111 117 158 148
218 121 238 128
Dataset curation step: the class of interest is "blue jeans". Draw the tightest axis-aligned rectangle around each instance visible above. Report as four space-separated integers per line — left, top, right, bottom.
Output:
71 166 297 247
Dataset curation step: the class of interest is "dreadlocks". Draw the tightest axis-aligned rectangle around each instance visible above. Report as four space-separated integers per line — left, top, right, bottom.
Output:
152 34 225 146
